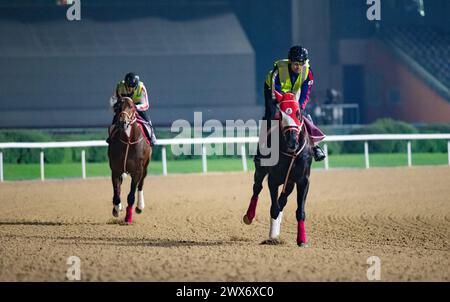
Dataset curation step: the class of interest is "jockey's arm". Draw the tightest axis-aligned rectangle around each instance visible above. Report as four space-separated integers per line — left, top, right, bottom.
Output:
109 84 121 108
135 85 149 112
268 68 282 119
299 69 314 110
271 68 284 101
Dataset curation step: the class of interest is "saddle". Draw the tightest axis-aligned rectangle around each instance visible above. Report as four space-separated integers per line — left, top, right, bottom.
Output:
303 117 326 144
135 115 151 145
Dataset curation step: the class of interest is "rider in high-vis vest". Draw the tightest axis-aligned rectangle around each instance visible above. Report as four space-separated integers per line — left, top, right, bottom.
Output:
107 73 157 146
259 45 326 162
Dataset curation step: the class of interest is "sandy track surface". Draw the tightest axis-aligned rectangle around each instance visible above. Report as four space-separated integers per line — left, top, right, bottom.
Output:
0 167 449 281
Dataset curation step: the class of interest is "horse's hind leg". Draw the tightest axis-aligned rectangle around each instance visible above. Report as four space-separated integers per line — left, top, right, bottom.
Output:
243 163 267 225
111 171 123 217
296 175 310 247
136 163 148 214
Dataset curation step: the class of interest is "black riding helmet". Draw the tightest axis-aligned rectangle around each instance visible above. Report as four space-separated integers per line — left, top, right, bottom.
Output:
288 45 308 63
124 72 140 89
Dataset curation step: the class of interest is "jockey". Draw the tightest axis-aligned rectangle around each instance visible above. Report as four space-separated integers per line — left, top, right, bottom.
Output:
107 72 156 146
261 45 326 162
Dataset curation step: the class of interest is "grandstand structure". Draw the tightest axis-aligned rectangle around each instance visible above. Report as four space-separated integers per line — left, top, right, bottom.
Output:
0 0 448 128
0 0 274 128
295 0 450 124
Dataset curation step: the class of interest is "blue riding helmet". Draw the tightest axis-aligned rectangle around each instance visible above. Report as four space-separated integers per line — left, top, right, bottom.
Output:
124 72 140 89
288 45 308 63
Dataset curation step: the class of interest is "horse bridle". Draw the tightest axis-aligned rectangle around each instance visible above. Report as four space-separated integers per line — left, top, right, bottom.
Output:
278 102 307 194
279 100 304 139
118 110 137 128
117 107 144 173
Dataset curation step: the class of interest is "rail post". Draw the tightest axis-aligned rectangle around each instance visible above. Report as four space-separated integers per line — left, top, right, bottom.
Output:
202 144 207 174
448 141 450 166
364 142 370 169
162 146 167 176
407 141 412 167
81 149 86 179
323 143 329 170
240 144 247 172
0 151 3 182
40 149 45 181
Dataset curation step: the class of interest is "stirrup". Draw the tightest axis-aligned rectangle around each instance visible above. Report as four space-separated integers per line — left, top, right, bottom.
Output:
313 146 326 162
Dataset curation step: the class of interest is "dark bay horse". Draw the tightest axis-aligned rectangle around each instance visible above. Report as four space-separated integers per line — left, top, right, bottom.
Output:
108 97 152 224
243 93 313 247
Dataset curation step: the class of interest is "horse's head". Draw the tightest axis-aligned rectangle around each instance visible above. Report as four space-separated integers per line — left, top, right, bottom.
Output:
115 97 137 131
276 92 303 153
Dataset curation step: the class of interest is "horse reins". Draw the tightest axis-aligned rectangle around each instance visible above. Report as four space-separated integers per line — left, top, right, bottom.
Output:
118 110 143 173
280 122 307 194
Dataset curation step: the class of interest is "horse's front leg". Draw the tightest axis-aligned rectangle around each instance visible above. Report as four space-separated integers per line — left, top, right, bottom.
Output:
111 171 123 217
135 161 148 214
278 181 295 212
243 162 268 225
124 172 142 224
268 176 282 240
296 175 310 247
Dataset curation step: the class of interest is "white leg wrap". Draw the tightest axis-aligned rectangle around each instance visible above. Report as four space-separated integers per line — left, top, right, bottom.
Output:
114 203 123 212
269 211 283 239
137 190 145 210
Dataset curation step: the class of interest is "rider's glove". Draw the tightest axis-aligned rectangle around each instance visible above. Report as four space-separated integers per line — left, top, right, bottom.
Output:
109 96 118 108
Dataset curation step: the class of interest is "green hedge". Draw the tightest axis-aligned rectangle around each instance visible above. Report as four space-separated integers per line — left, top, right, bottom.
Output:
414 124 450 153
0 130 66 164
341 119 417 154
337 119 450 154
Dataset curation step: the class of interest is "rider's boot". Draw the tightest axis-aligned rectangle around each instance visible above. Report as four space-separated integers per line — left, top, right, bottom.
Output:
150 126 157 146
312 145 326 162
142 124 156 146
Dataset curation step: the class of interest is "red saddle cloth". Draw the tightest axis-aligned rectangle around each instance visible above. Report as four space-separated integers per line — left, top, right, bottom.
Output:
303 118 326 144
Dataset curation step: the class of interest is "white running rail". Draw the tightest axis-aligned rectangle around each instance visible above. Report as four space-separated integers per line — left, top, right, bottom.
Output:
0 134 449 181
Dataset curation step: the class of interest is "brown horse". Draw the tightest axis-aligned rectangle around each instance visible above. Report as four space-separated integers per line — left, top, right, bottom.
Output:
108 97 152 224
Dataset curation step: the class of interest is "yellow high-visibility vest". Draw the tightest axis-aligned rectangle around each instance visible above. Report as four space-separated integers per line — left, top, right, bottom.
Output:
116 81 145 105
265 59 310 94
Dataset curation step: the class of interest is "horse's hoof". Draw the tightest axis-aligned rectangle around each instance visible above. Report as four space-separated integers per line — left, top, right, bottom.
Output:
297 242 309 248
243 215 252 225
135 207 142 214
112 208 119 217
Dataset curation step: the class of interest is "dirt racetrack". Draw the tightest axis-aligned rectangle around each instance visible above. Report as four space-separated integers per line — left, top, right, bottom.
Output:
0 166 449 281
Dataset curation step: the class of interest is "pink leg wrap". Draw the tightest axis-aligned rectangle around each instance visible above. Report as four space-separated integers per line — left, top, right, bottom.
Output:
246 195 259 221
297 220 307 244
125 206 133 224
